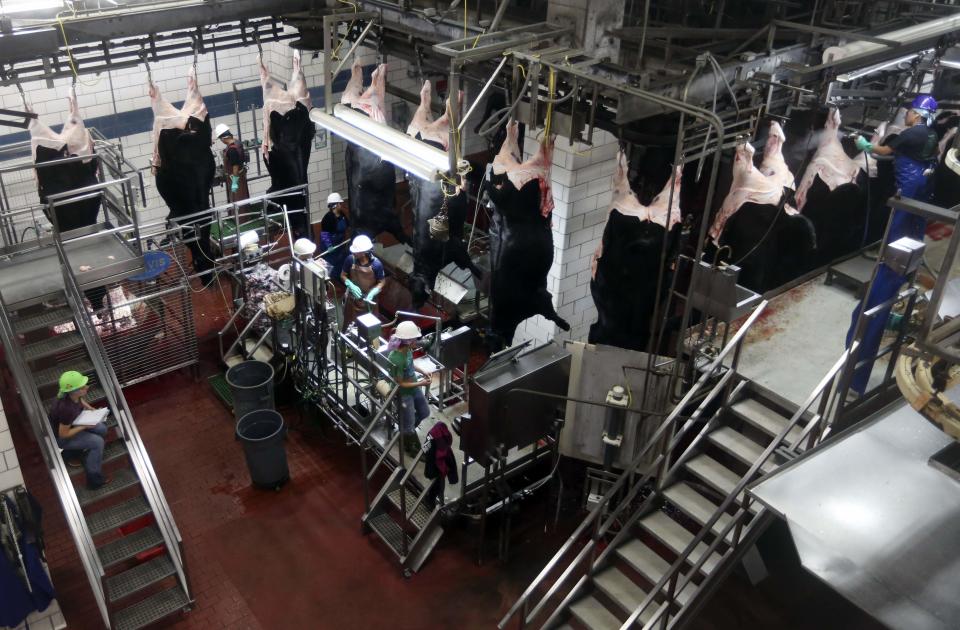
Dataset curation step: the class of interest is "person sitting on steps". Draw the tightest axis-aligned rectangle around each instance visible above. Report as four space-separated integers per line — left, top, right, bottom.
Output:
49 371 110 490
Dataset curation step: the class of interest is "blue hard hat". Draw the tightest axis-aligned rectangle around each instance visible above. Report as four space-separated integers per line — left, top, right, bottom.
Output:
911 94 938 112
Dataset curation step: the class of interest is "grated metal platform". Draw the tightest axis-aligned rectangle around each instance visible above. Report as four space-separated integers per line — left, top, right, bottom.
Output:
113 585 189 630
106 555 176 602
70 439 127 477
13 306 73 333
22 331 84 361
367 512 412 559
76 468 140 507
387 488 432 530
34 358 95 389
87 496 152 537
97 526 165 569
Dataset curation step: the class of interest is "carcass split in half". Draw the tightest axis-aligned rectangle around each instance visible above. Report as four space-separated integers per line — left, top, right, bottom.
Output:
405 80 482 308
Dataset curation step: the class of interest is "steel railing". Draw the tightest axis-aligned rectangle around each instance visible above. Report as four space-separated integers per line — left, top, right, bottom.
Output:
56 237 193 610
622 344 857 630
498 300 769 629
0 289 112 627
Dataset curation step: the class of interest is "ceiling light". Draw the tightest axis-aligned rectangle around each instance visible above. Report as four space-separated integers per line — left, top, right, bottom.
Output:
835 49 933 83
332 104 450 173
1 0 63 14
311 108 448 181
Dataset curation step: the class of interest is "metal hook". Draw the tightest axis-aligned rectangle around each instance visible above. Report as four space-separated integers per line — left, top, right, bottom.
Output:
253 30 263 57
191 35 199 70
139 47 153 85
714 245 732 268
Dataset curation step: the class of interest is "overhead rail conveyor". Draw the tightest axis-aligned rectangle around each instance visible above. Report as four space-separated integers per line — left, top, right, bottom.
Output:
499 301 857 630
0 198 192 624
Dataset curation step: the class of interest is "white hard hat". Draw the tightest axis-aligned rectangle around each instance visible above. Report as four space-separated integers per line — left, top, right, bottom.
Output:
395 320 422 340
293 238 317 256
238 229 259 249
327 192 343 205
350 234 374 254
214 123 232 138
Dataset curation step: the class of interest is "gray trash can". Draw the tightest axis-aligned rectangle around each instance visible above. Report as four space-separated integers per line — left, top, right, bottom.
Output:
235 409 289 489
226 360 274 422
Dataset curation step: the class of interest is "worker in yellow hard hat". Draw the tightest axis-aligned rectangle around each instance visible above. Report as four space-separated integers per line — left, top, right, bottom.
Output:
49 371 110 490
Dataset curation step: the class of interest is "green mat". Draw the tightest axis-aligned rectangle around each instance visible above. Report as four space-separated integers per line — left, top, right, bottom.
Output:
209 208 289 245
207 373 233 411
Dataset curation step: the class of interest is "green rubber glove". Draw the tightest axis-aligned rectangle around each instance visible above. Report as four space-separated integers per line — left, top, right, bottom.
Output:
365 286 381 302
344 278 363 299
855 136 873 153
229 174 240 192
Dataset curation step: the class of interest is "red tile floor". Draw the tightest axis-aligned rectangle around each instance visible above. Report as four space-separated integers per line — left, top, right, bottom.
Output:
2 283 884 630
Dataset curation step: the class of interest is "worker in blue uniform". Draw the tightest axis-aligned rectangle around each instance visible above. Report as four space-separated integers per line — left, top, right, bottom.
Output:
849 95 940 394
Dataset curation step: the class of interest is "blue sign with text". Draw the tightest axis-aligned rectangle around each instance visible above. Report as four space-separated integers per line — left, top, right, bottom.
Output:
129 250 173 281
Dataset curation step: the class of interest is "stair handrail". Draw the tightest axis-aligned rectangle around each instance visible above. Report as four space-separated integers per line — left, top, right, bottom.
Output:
498 300 768 629
622 344 857 630
0 290 112 627
56 238 192 603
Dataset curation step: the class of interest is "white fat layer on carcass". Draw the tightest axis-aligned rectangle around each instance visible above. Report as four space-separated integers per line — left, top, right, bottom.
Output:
260 50 312 156
149 66 208 168
406 80 450 150
491 121 555 217
591 151 682 279
759 121 795 191
341 61 387 124
709 140 799 243
794 108 861 212
28 85 94 161
939 126 957 159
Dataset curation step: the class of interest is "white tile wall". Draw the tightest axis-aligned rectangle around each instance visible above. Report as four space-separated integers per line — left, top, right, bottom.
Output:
0 403 66 630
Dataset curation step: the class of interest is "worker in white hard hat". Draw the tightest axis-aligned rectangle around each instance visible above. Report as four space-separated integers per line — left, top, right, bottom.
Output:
387 320 433 456
214 123 249 203
319 191 350 275
340 234 385 329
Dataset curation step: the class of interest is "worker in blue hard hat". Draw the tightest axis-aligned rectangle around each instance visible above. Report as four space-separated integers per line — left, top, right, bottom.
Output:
848 94 941 396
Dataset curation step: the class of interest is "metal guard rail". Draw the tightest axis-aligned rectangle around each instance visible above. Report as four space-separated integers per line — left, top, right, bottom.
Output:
497 300 769 629
0 290 112 627
56 238 192 606
624 344 856 629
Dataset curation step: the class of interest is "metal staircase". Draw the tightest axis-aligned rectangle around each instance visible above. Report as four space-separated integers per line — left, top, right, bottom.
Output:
360 425 445 577
0 246 192 628
500 303 855 629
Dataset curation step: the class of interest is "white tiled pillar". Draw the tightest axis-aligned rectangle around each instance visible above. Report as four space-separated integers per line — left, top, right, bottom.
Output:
512 127 619 346
0 401 67 630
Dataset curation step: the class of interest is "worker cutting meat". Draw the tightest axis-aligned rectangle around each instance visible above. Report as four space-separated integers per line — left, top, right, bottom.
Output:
849 95 940 394
215 123 249 203
340 235 385 329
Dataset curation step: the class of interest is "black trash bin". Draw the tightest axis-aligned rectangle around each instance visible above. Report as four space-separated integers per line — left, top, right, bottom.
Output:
235 409 289 489
226 360 274 422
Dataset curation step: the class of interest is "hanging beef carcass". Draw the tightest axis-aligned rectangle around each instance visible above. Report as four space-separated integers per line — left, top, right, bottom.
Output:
150 67 216 274
29 86 107 309
485 121 569 346
342 61 407 244
793 108 872 268
710 124 815 293
589 151 681 352
405 81 482 307
29 86 100 233
261 50 313 239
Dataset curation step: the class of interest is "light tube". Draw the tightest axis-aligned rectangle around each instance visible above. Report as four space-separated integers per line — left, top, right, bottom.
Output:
835 49 932 83
310 108 443 181
332 104 451 173
1 0 63 13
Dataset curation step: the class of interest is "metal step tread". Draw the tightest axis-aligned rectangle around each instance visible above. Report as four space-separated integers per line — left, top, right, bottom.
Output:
615 539 693 605
569 594 621 630
664 482 734 541
44 385 107 415
684 454 758 513
69 439 127 477
639 511 720 575
367 512 411 559
387 488 431 530
76 468 140 507
707 427 776 474
14 306 73 333
114 585 189 630
107 555 176 603
731 398 802 445
593 567 658 624
22 332 83 361
34 358 94 389
98 526 165 569
87 496 152 537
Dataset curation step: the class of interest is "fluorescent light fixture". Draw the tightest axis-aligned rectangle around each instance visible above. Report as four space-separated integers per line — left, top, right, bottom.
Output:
311 108 449 181
332 104 450 174
836 49 933 83
1 0 63 14
940 59 960 71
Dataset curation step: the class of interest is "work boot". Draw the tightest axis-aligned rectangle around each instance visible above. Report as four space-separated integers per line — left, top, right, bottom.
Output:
403 433 422 458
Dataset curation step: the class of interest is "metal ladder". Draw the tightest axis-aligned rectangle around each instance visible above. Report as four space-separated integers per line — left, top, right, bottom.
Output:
0 271 192 627
500 304 855 629
360 424 446 577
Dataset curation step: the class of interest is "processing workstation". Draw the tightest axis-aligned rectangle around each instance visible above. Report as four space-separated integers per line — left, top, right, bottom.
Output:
0 1 958 629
